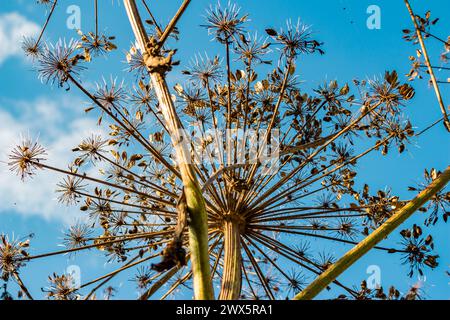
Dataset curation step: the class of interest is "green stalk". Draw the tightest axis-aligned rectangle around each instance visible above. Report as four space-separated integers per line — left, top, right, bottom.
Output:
294 165 450 300
123 0 213 300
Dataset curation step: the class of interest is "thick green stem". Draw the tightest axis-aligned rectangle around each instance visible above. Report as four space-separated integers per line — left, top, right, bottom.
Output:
123 0 213 300
294 165 450 300
219 218 242 300
150 72 213 300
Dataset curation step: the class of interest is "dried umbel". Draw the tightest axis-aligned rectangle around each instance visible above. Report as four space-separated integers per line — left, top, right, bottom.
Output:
44 273 79 300
399 225 439 277
8 138 47 180
3 0 448 300
409 168 450 226
37 40 86 87
22 37 42 59
203 2 248 43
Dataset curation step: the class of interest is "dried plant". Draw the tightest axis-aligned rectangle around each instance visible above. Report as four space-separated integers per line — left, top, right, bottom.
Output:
1 0 449 301
403 0 450 132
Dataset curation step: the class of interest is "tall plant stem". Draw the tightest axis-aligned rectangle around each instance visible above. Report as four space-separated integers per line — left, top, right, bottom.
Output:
404 0 450 132
159 0 191 46
218 218 242 299
293 165 450 300
123 0 213 300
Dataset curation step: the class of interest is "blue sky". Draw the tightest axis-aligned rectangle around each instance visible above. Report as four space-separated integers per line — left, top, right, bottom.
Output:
0 0 449 299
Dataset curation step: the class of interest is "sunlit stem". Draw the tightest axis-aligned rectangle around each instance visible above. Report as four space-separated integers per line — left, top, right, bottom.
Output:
404 0 450 131
158 0 191 47
123 0 213 300
294 165 450 300
247 231 358 296
218 217 242 300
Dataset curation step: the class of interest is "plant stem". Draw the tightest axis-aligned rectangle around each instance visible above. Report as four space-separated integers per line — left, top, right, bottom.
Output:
34 0 58 48
150 70 214 300
159 0 191 46
123 0 213 300
404 0 450 132
13 272 33 300
218 218 242 299
293 165 450 300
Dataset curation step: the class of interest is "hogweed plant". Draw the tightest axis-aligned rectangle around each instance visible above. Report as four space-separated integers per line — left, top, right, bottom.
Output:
1 0 449 300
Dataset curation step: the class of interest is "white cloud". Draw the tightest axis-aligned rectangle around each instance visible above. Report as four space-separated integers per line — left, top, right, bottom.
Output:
0 12 39 65
0 95 106 223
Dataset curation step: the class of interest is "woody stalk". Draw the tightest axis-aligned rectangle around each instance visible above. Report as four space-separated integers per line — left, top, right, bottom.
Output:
123 0 214 300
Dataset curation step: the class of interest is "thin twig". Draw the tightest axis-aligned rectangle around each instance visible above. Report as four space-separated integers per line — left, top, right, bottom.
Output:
159 0 191 46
